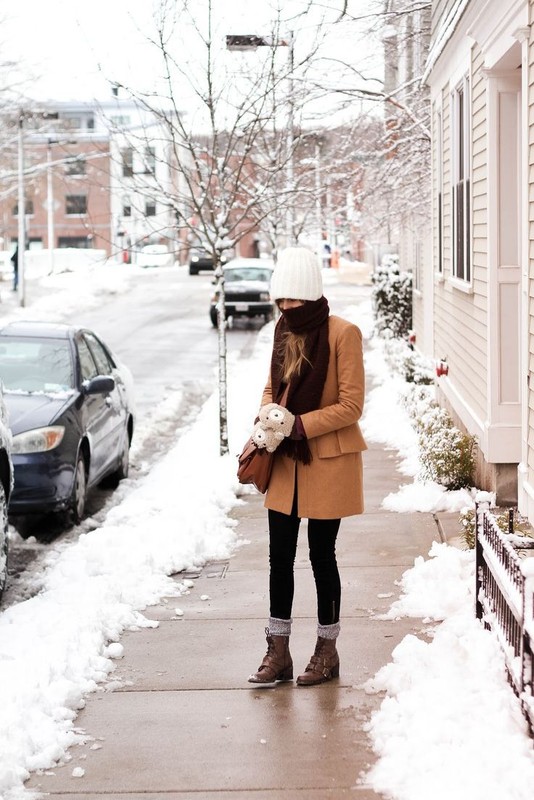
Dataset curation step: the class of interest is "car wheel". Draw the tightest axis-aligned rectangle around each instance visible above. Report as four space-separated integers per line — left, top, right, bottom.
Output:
70 453 87 525
100 432 130 490
0 483 8 599
189 266 198 275
210 309 218 327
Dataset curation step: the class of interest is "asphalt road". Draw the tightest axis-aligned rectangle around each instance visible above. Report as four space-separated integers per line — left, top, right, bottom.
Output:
62 265 263 417
5 266 265 589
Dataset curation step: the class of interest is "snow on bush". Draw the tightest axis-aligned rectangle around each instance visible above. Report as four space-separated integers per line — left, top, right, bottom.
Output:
371 254 413 339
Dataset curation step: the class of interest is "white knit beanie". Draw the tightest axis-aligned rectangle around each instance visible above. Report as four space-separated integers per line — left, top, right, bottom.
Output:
270 247 323 302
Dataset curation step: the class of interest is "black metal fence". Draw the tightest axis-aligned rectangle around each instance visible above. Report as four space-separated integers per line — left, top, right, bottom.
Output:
475 503 534 734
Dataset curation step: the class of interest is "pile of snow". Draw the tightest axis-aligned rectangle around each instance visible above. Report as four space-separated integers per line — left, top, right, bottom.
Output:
351 308 534 799
363 543 534 800
0 266 272 798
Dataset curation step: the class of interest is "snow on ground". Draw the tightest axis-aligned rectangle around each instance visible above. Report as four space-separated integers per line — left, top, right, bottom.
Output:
0 265 533 799
356 316 534 800
0 264 273 798
362 542 534 800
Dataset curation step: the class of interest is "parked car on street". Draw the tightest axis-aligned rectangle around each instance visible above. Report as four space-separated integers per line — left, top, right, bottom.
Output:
0 388 12 598
0 321 135 525
209 259 275 327
189 246 230 275
137 244 175 269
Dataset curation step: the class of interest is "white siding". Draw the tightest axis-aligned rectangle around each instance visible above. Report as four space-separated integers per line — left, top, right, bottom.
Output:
433 43 488 426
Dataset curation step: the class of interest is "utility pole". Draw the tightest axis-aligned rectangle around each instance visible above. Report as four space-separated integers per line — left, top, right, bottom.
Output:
17 114 26 308
47 140 55 274
285 33 295 246
314 135 323 260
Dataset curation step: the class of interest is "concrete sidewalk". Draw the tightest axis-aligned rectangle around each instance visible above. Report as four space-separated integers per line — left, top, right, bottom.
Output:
26 440 459 799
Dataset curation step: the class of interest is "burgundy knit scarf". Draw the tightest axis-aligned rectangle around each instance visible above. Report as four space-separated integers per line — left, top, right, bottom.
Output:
270 296 330 464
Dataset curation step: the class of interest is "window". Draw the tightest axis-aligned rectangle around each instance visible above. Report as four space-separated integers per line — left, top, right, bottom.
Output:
77 337 98 381
12 199 34 216
111 115 131 127
123 204 132 217
58 236 92 248
145 199 156 217
0 337 73 393
144 146 156 174
65 194 87 215
122 148 133 177
83 333 113 376
452 77 471 282
65 157 86 176
62 115 82 130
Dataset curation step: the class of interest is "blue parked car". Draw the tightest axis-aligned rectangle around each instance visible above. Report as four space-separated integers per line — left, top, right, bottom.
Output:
0 321 134 524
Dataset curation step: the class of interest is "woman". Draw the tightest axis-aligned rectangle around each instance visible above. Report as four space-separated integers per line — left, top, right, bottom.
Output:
248 246 367 687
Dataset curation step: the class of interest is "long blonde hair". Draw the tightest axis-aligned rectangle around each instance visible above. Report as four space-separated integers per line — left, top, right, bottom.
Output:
280 331 311 383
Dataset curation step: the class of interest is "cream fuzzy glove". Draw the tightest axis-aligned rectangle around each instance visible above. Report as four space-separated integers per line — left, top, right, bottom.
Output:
252 422 285 452
258 403 295 437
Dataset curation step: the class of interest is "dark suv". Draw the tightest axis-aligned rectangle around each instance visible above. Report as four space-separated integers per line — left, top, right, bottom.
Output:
210 259 275 327
189 246 230 275
0 389 13 599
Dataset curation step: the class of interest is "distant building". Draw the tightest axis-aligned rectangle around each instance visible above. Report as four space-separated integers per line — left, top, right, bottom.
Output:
0 95 179 262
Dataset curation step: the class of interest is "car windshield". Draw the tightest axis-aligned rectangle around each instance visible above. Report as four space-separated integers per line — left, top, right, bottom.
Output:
0 337 74 394
224 267 272 283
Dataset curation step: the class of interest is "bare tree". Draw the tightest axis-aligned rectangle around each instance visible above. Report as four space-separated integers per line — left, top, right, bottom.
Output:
303 0 432 264
111 0 325 454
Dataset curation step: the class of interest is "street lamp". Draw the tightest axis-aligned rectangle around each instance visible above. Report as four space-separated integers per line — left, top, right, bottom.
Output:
226 33 295 246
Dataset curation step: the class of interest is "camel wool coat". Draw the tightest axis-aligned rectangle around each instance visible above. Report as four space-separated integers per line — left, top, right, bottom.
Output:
261 314 367 520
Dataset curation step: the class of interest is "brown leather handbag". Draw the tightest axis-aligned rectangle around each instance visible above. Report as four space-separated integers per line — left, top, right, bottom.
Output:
236 438 274 494
237 386 289 494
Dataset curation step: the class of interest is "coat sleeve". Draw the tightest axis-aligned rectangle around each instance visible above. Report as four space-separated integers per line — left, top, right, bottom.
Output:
299 322 365 439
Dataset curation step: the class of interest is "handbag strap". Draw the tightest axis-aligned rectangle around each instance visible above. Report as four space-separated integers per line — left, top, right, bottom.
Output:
277 383 290 406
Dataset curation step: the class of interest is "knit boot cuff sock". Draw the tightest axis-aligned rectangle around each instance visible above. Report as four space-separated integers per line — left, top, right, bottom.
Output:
317 622 340 640
268 617 292 636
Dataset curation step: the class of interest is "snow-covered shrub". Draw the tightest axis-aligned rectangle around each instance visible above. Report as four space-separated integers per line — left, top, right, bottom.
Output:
399 384 436 422
416 407 476 490
381 332 409 370
459 508 476 549
403 350 434 384
459 507 533 549
371 255 413 338
381 335 433 384
381 334 476 492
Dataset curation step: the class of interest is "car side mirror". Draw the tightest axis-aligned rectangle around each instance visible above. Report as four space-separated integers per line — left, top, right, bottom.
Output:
84 376 115 395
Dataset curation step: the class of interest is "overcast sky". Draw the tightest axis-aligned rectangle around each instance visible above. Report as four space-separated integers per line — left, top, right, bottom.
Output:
3 0 383 108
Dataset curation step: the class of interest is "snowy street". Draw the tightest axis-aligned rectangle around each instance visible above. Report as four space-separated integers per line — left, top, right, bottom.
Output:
0 262 533 800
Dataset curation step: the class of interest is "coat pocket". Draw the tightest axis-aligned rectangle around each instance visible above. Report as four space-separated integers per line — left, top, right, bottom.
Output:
316 425 366 459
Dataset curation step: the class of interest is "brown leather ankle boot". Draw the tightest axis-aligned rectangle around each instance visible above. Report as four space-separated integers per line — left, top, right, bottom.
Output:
296 637 339 686
248 628 293 685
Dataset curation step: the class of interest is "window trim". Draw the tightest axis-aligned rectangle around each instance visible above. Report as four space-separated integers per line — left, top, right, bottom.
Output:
436 103 444 276
450 74 472 284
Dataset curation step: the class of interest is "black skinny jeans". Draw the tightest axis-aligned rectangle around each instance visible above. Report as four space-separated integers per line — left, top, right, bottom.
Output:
268 501 341 626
